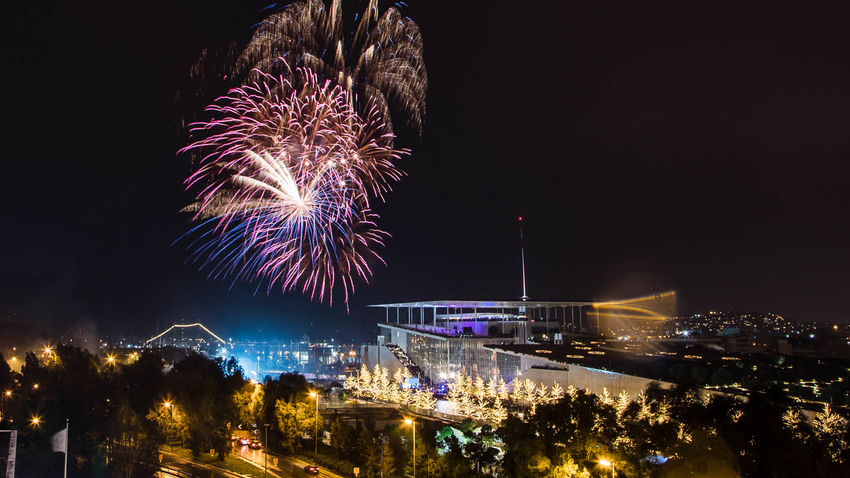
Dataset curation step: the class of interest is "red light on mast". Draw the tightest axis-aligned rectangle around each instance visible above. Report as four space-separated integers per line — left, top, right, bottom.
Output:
518 216 523 221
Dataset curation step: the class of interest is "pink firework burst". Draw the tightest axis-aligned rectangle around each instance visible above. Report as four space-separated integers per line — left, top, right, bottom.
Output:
181 68 407 306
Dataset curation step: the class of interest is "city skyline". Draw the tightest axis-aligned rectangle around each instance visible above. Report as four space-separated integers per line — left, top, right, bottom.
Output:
2 1 850 340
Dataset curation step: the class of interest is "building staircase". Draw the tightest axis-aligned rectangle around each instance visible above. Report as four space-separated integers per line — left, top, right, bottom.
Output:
385 343 432 388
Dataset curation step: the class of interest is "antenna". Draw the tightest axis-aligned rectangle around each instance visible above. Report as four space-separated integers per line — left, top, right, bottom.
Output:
519 216 529 301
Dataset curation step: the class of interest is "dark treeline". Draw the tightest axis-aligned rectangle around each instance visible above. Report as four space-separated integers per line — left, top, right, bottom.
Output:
499 385 849 477
0 345 318 477
1 345 849 477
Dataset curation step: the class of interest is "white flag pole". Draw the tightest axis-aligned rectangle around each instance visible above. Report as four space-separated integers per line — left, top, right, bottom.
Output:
63 419 68 478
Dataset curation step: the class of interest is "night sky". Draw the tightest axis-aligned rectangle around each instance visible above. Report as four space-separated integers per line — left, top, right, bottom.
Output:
2 1 849 342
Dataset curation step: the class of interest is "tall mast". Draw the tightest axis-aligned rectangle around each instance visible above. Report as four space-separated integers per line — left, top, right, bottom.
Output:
519 217 529 301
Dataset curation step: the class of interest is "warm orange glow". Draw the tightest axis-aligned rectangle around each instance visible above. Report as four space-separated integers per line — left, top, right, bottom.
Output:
593 303 670 321
599 459 611 467
594 311 666 320
593 291 677 338
31 416 41 426
404 419 413 425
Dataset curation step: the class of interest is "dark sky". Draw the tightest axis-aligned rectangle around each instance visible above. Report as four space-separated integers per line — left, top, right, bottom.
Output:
2 1 849 342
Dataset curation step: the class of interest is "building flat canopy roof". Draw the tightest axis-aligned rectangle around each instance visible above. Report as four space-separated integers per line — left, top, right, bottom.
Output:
369 300 597 309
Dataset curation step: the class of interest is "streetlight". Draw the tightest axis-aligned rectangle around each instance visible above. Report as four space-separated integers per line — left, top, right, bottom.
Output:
404 419 416 478
31 416 41 427
309 392 319 456
599 459 615 478
264 423 269 478
164 401 174 452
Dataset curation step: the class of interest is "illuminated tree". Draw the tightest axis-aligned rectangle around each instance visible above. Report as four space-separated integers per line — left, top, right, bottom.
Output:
549 453 592 478
355 364 372 397
549 382 565 403
372 364 391 400
448 374 472 416
275 398 323 453
411 388 436 410
391 368 412 404
812 404 848 463
234 381 264 429
782 406 808 441
146 404 186 447
535 383 549 407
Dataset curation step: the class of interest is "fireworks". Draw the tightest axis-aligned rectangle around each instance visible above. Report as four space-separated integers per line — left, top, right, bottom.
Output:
181 0 426 306
235 0 427 136
182 69 407 305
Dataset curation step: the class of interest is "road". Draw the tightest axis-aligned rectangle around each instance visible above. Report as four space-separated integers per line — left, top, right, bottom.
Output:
232 442 343 478
155 450 245 478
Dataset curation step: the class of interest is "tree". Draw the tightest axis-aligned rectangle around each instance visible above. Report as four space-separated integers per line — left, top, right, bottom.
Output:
548 452 591 478
0 351 12 391
147 400 186 445
166 353 241 458
330 417 356 459
380 440 396 477
109 400 149 478
234 381 264 429
275 396 323 454
812 404 849 464
355 426 382 478
119 351 166 447
462 424 499 475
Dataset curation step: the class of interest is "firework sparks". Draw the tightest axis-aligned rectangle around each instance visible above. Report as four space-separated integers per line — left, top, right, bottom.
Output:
181 68 407 305
180 0 426 306
235 0 427 136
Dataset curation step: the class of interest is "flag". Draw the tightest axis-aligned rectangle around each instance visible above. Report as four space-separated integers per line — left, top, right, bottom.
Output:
50 427 67 454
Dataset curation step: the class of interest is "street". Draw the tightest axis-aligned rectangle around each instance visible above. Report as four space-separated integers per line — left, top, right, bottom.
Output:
232 442 344 478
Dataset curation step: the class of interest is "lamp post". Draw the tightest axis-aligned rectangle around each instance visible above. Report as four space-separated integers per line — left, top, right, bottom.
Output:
264 423 269 478
164 402 174 452
404 419 416 478
599 459 615 478
309 392 319 456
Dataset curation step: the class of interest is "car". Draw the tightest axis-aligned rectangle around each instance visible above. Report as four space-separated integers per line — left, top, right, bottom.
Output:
248 439 263 450
303 465 320 474
237 437 251 446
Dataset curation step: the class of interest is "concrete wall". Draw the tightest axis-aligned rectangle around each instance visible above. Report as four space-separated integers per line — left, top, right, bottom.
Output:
516 363 675 399
359 344 405 378
380 327 411 354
